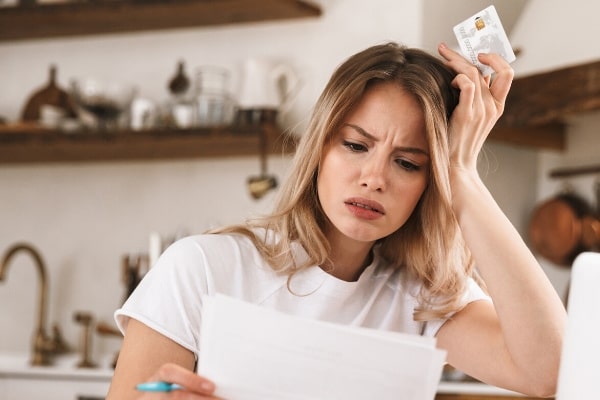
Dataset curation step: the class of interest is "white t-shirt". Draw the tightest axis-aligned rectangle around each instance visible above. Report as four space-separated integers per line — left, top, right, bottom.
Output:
115 232 489 357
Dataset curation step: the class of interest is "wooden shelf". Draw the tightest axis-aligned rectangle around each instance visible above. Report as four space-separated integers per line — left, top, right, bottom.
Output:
0 0 322 42
0 0 309 164
0 125 296 164
490 60 600 151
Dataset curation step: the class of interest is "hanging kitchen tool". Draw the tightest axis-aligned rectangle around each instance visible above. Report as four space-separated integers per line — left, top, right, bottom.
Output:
21 65 77 124
528 190 594 266
247 127 278 200
581 179 600 250
529 165 600 266
550 165 600 254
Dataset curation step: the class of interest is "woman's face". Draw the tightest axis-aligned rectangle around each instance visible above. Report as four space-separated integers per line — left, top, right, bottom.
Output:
317 82 430 248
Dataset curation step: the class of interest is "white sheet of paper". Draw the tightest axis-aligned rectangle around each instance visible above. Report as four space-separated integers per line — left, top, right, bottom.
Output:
199 294 446 400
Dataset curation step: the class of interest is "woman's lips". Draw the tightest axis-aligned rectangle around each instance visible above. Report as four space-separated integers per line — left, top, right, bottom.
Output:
344 198 385 220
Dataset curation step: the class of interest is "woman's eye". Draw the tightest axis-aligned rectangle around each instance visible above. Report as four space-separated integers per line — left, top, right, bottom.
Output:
396 159 421 172
343 141 367 152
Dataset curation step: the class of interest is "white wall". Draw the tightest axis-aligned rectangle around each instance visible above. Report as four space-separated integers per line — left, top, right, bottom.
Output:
0 0 423 357
510 0 600 76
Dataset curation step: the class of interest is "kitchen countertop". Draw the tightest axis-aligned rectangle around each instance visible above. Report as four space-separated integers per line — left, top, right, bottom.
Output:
0 352 113 381
0 352 527 396
438 380 530 396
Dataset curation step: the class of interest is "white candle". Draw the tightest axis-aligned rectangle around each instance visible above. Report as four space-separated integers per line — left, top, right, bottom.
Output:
149 232 162 268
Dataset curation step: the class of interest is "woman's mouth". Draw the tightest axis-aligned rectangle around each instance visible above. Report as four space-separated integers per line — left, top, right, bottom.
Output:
344 198 385 220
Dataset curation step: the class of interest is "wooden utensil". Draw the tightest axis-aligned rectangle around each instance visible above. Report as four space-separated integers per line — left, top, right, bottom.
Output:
21 65 77 122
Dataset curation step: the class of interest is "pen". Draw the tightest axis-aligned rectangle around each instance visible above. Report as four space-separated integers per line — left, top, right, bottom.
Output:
136 381 184 392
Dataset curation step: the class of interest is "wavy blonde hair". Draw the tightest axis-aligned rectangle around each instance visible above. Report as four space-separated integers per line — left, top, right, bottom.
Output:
214 42 475 321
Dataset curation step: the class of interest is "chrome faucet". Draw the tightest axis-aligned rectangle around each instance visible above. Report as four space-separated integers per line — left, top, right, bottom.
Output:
0 242 67 366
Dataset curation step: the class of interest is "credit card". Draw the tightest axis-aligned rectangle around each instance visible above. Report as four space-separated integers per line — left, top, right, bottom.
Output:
452 5 516 76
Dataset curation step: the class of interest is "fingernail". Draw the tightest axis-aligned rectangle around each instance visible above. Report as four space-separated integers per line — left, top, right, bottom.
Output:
201 381 215 392
439 42 447 49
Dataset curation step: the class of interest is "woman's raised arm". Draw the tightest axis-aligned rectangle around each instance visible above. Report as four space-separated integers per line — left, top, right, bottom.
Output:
435 43 566 398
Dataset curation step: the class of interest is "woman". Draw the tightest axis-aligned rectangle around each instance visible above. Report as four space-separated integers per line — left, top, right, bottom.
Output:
107 42 565 399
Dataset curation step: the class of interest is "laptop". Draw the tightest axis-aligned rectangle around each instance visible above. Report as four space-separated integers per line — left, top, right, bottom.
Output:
556 252 600 399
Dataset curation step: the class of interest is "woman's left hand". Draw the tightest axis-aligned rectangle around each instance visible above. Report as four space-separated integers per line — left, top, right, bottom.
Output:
438 42 514 172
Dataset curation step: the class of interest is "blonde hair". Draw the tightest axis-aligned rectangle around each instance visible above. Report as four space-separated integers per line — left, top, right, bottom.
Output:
214 42 474 321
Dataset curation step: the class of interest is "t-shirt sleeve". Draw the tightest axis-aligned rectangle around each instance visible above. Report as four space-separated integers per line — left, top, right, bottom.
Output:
422 277 492 337
114 237 210 356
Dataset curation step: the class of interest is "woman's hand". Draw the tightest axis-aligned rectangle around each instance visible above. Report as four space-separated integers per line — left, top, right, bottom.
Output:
106 319 217 400
137 363 218 399
437 42 514 172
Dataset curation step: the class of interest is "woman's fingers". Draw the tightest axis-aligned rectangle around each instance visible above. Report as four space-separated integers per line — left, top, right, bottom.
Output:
146 363 216 396
438 43 482 77
438 43 514 107
477 52 514 107
450 73 476 118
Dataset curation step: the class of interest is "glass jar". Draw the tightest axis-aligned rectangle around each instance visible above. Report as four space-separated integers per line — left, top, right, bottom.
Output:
194 66 236 127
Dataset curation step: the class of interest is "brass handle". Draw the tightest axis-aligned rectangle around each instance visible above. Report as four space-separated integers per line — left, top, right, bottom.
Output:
73 311 97 368
96 321 122 337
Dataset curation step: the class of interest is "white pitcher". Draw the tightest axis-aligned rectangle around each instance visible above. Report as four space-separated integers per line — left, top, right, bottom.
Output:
237 58 300 112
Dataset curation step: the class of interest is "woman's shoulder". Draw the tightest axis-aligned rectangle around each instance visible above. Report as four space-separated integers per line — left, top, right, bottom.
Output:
167 229 263 257
161 231 260 272
160 229 288 298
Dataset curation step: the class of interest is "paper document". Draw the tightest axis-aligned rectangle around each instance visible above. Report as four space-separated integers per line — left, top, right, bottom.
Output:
199 294 446 400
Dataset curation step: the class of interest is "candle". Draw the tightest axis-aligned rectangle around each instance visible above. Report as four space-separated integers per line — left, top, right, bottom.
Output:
149 232 162 268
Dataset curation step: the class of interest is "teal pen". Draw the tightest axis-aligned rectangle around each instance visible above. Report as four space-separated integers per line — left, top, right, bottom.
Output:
136 381 184 392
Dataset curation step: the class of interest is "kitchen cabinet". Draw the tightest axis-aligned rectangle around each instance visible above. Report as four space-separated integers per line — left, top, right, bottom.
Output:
0 0 322 42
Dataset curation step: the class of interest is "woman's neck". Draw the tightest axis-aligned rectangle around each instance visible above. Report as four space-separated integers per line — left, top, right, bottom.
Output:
324 231 375 282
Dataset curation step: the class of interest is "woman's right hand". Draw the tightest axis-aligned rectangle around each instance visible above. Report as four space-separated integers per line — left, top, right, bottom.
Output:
138 363 218 399
106 319 216 400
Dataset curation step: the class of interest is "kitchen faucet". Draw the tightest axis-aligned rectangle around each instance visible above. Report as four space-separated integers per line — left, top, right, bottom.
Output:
0 242 67 366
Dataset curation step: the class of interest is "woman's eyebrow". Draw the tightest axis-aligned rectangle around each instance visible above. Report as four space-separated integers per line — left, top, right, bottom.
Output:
343 123 430 157
344 123 377 141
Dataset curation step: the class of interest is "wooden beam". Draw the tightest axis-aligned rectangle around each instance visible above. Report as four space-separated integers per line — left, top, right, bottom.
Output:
490 122 566 151
0 0 322 42
549 164 600 178
500 60 600 127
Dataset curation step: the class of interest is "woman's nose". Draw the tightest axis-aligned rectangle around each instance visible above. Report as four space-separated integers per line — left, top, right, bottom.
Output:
360 156 387 191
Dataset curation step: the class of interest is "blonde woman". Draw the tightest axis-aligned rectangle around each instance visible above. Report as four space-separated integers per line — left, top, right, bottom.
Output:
107 42 565 399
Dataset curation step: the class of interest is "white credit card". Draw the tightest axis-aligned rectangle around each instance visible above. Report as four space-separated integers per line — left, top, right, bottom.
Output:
452 5 516 77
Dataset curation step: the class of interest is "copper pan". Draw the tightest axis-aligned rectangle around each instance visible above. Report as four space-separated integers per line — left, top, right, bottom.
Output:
528 191 599 267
